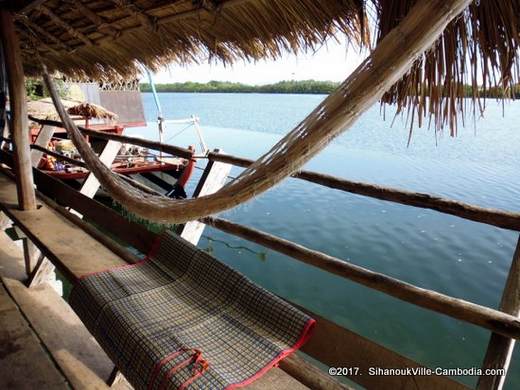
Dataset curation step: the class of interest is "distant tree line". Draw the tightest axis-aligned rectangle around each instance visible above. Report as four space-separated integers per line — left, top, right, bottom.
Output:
140 80 340 94
140 80 520 97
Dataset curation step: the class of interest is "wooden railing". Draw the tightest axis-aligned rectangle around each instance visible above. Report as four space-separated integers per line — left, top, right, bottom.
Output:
8 117 520 389
28 117 520 231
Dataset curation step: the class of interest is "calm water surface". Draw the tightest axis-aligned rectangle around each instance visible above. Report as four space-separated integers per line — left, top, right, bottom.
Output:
129 93 520 388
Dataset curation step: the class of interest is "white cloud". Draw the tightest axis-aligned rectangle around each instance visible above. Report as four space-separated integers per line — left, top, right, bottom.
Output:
148 37 366 85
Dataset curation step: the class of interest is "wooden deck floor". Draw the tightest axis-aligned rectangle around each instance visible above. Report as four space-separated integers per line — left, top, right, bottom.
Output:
0 281 68 389
0 171 308 390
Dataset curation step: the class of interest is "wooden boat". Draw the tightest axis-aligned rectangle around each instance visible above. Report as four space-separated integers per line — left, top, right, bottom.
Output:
33 126 196 198
27 94 196 198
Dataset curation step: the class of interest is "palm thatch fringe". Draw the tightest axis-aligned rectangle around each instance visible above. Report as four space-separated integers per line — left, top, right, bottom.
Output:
10 0 520 133
67 102 118 120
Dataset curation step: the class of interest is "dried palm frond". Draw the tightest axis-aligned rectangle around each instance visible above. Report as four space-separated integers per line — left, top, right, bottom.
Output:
13 0 520 134
27 97 78 121
67 102 118 120
374 0 520 135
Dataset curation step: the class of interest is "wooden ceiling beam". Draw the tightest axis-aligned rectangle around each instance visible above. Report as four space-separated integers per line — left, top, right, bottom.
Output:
17 28 57 55
111 0 157 31
64 1 120 38
16 17 70 51
39 4 94 46
18 0 48 15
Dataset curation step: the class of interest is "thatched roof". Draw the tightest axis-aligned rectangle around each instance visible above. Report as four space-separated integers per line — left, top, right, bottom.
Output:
5 1 520 133
67 102 118 120
27 98 117 124
27 97 78 120
12 0 368 79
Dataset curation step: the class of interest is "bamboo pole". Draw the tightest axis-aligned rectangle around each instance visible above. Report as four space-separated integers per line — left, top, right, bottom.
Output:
39 5 93 46
28 116 194 159
477 237 520 390
0 11 37 211
28 116 520 232
207 152 520 231
200 216 520 340
17 18 70 51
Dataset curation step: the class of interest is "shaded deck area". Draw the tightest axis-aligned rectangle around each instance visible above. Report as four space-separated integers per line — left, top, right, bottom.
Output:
0 172 310 389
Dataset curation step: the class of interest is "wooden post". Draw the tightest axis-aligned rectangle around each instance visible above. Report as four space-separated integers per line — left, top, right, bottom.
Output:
0 11 36 211
178 149 231 245
477 236 520 390
0 37 7 152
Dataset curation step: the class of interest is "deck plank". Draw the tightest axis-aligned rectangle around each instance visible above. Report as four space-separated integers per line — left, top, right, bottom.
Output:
0 173 123 280
0 230 111 389
3 278 112 390
0 282 68 389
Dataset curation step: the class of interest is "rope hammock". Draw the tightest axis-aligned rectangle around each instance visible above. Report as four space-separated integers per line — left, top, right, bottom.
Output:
41 0 471 224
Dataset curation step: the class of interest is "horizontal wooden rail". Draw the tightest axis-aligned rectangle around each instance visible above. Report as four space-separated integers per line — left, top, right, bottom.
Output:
27 117 520 231
28 116 194 159
201 216 520 340
30 144 87 168
207 152 520 231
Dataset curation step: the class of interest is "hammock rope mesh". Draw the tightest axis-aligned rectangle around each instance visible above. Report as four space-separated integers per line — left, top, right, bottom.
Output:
40 0 468 224
42 64 364 224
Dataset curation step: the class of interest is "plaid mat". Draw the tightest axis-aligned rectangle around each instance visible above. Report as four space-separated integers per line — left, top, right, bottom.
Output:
70 231 315 389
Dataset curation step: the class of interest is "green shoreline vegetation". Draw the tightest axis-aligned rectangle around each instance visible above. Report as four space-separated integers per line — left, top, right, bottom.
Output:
140 80 520 98
140 80 340 94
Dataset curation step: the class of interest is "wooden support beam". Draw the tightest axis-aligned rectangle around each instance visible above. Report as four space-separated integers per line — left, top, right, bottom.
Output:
200 216 520 340
179 149 231 245
477 237 520 390
77 139 120 200
17 28 59 56
39 5 94 46
64 1 119 38
31 125 55 167
0 11 37 211
111 0 156 31
22 237 40 276
26 251 54 288
31 144 87 168
17 18 70 51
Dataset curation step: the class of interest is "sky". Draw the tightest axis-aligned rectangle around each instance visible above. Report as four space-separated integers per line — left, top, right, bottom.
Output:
149 38 366 85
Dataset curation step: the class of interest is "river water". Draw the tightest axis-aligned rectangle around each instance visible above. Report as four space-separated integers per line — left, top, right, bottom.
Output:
125 92 520 388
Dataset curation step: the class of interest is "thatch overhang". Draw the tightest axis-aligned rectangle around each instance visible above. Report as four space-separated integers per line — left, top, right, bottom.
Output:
2 0 520 133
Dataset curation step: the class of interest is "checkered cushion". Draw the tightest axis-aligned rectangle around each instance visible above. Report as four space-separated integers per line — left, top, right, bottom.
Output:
69 231 315 389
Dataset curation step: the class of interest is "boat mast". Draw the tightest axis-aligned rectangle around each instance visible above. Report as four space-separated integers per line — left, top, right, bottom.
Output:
145 68 164 160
